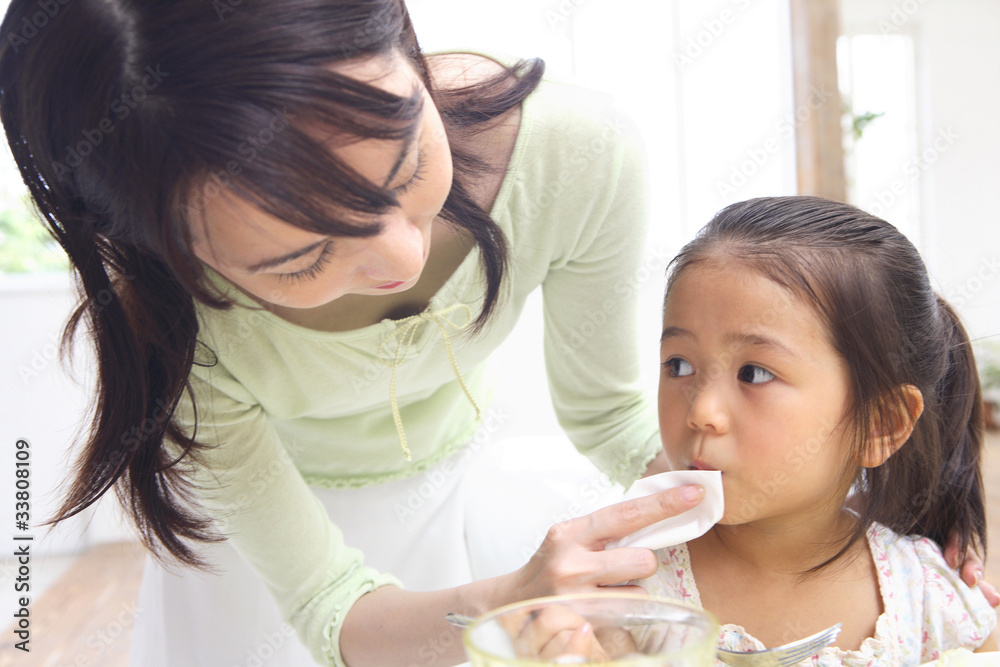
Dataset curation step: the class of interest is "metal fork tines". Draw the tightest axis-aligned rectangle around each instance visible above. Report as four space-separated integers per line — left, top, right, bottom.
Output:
716 623 842 667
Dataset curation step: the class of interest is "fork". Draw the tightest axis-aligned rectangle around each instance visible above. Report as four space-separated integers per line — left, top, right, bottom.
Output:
716 623 842 666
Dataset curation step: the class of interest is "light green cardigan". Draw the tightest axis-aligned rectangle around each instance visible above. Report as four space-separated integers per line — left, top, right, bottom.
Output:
175 73 661 666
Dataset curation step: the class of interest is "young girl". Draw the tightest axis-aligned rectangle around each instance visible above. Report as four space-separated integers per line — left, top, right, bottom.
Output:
644 195 997 663
519 196 997 665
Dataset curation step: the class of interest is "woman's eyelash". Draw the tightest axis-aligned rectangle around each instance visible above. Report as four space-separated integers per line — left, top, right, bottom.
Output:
274 149 423 284
391 151 425 195
277 241 334 283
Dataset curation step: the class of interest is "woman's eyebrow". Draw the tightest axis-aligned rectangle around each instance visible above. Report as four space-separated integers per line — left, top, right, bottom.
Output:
382 131 419 188
245 239 328 273
382 91 424 187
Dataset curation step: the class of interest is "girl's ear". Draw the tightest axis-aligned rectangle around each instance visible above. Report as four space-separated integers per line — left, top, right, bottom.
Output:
858 384 924 468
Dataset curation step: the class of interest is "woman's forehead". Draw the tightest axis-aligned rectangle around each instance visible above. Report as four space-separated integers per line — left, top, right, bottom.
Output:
331 50 424 99
184 52 428 260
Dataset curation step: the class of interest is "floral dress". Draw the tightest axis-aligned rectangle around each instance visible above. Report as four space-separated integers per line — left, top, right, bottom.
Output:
636 523 996 665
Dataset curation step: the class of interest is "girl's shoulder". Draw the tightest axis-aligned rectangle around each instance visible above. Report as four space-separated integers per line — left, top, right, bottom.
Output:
637 543 701 607
868 522 997 660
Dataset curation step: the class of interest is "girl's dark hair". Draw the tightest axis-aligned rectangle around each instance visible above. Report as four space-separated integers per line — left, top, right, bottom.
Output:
0 0 542 567
667 195 986 569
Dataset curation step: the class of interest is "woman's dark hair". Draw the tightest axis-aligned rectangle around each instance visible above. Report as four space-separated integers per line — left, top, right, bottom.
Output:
666 195 986 569
0 0 543 567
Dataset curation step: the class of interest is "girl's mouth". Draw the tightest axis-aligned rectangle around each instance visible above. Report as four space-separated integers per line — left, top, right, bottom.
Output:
376 281 405 290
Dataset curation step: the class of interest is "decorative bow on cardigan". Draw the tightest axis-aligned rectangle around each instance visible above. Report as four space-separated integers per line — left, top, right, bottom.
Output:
377 303 482 461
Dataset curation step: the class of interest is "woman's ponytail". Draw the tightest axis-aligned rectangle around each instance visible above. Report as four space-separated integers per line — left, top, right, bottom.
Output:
46 206 219 567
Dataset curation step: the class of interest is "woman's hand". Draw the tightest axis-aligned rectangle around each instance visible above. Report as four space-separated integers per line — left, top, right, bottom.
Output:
501 605 613 662
499 484 705 603
943 533 1000 607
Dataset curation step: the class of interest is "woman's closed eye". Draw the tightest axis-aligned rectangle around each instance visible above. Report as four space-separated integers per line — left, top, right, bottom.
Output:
277 241 335 283
737 364 775 385
390 150 425 196
662 357 695 377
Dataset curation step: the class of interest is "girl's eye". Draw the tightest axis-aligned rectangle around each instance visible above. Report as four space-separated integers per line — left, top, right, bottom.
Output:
277 241 334 283
391 151 425 196
662 357 695 377
737 364 775 385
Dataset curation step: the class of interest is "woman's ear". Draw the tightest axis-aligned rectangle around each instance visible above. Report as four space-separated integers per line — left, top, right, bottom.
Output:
858 384 925 468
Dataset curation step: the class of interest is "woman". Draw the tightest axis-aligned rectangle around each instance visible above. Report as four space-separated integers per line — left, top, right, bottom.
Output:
0 1 988 665
0 1 692 665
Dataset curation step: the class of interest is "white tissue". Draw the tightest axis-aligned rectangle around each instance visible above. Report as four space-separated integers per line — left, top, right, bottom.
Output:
606 470 724 550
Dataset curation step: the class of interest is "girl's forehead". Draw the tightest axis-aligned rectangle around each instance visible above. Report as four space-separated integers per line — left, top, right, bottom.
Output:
663 260 830 344
666 260 792 314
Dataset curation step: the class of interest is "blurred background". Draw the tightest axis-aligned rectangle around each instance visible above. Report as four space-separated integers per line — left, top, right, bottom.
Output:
1 0 998 661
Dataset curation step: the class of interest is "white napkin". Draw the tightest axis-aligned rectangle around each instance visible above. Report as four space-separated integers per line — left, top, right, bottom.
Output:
606 470 724 550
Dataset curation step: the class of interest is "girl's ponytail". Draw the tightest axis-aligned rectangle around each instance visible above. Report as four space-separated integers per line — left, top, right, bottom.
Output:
911 297 987 560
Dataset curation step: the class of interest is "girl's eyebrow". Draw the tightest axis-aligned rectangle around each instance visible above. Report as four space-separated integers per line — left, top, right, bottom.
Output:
661 325 693 343
660 325 800 359
725 332 800 359
245 239 328 273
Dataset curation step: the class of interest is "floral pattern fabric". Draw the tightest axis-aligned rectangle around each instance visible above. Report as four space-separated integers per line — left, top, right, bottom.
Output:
636 523 996 665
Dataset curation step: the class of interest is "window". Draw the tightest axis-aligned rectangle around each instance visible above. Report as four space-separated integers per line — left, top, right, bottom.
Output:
0 131 67 274
838 33 921 243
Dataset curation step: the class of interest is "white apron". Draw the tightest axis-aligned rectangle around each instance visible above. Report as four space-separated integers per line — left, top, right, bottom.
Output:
128 435 623 666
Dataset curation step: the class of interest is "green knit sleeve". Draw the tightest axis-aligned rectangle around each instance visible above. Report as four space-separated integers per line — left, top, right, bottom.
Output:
532 84 662 488
175 358 401 666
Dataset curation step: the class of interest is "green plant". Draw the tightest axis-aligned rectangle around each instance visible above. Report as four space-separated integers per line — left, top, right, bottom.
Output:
975 341 1000 431
0 190 68 274
841 98 885 142
978 340 1000 394
850 110 885 141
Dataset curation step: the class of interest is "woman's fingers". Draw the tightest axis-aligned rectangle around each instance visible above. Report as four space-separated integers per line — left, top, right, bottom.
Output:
541 622 610 662
943 529 998 607
504 485 704 603
980 580 1000 608
589 547 661 585
509 607 610 662
510 606 581 656
571 484 705 549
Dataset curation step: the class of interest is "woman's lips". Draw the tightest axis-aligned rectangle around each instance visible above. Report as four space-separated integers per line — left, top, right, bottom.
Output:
376 281 405 290
690 460 718 472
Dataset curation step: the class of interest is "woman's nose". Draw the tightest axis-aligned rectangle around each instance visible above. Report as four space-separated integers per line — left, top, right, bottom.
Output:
686 379 730 434
362 214 425 281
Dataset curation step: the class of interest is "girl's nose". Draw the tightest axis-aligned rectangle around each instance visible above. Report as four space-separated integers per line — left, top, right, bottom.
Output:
686 380 730 434
363 214 425 282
